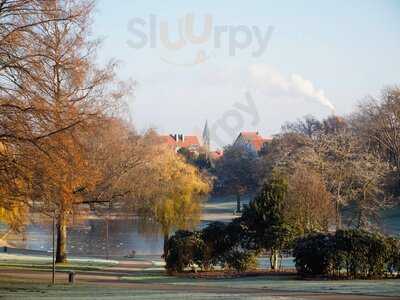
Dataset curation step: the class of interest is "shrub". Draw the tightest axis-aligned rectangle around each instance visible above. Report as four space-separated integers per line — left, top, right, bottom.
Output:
335 230 388 278
293 233 335 276
165 220 257 273
293 229 399 279
165 230 203 273
200 221 229 269
199 219 253 270
386 237 400 276
225 250 257 272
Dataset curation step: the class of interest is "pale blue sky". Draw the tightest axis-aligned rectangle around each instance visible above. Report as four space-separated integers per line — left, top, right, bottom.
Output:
92 0 400 147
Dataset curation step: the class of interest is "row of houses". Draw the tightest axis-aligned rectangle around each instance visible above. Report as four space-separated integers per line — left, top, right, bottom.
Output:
159 126 271 160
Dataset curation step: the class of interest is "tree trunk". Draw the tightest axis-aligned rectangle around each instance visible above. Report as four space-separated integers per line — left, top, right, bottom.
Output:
270 249 279 271
56 213 67 263
236 193 241 213
336 201 342 230
336 184 342 229
163 233 169 259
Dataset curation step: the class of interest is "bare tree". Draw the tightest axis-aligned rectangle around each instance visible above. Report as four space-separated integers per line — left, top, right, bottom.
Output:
352 87 400 187
349 151 391 229
265 114 390 230
282 115 323 139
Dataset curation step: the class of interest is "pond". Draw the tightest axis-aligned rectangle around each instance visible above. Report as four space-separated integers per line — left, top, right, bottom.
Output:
6 217 164 258
1 195 248 258
2 197 400 258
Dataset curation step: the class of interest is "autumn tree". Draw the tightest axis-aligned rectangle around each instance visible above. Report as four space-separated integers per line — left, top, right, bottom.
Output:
140 145 210 256
85 128 211 257
33 128 102 262
285 167 335 235
80 122 167 218
0 0 85 235
11 0 128 263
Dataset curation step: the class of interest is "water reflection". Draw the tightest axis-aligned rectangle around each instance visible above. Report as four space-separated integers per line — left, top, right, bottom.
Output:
3 200 399 258
17 217 164 257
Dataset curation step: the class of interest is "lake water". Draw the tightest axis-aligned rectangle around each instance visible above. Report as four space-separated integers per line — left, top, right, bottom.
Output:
20 217 165 257
2 195 247 257
2 197 400 258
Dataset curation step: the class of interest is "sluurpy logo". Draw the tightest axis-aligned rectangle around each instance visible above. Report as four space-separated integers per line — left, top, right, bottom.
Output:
127 14 274 66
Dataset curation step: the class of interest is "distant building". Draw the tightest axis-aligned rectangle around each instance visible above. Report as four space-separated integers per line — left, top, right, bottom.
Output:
159 122 212 157
233 131 271 153
159 134 201 153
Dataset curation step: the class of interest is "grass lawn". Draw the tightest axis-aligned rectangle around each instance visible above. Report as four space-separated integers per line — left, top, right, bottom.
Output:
121 274 400 297
1 252 399 298
0 281 307 300
0 275 399 300
0 253 118 272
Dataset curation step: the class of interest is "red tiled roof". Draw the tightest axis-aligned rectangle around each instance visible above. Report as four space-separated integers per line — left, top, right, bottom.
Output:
235 132 271 151
159 134 200 149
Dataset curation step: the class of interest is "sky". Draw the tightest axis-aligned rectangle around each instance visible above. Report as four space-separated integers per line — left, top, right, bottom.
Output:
92 0 400 148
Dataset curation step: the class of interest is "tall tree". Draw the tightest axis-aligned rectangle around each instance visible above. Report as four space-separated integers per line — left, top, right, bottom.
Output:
215 144 260 212
285 166 335 235
0 0 82 233
241 172 291 270
144 146 210 256
352 87 400 198
14 0 126 262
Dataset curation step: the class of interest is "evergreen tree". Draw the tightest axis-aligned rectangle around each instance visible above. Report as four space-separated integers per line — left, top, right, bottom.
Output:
241 172 292 270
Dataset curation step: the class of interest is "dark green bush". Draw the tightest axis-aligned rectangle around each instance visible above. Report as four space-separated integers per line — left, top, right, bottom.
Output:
200 221 230 269
165 220 255 273
293 229 399 279
165 230 203 273
293 233 335 275
335 230 388 278
386 237 400 276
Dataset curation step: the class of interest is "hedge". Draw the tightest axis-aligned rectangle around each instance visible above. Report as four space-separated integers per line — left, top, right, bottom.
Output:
293 229 400 278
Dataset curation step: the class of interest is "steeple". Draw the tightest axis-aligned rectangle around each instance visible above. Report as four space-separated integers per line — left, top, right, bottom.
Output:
202 120 210 152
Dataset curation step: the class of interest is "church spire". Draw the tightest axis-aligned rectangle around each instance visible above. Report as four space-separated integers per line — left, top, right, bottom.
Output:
202 120 210 152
